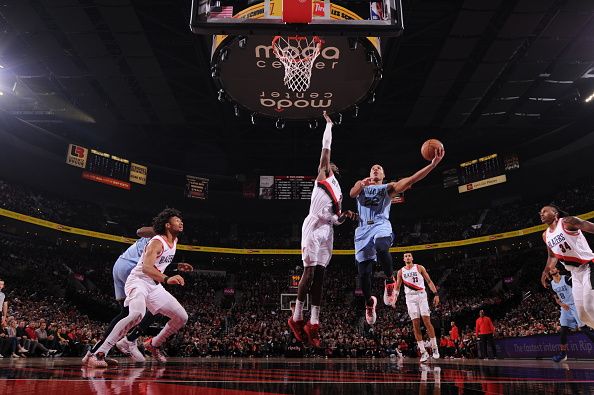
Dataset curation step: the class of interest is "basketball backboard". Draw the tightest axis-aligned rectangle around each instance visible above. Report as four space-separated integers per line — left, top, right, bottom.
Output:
190 0 404 37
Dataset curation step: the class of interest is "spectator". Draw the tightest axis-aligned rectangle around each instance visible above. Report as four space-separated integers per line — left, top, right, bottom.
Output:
476 310 496 359
0 279 7 327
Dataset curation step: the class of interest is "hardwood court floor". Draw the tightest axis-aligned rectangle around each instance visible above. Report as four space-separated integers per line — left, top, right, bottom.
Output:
1 357 593 394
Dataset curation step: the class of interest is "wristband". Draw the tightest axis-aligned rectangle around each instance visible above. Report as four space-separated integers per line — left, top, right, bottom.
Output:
162 276 170 285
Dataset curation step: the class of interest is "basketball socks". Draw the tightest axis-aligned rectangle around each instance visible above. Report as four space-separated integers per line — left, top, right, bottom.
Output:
430 337 438 350
310 305 320 325
91 305 129 353
293 300 305 321
417 340 426 353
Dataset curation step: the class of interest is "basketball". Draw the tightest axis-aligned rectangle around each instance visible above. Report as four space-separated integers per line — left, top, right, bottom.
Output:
421 139 443 161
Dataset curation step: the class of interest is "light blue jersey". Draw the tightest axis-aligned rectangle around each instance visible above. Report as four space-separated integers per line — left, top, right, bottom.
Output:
112 237 150 300
356 184 392 226
354 184 394 262
551 275 582 329
551 275 575 306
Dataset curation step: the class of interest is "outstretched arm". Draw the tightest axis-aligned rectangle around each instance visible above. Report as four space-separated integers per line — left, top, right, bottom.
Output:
386 147 445 197
563 216 594 234
317 111 333 181
137 226 156 238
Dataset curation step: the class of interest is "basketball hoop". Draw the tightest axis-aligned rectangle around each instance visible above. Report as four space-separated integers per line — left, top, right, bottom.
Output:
272 35 323 92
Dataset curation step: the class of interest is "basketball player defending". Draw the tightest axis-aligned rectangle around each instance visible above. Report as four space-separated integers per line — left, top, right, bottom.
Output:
548 267 594 362
288 111 355 348
87 208 188 367
82 227 154 367
350 149 444 325
541 205 594 328
394 252 440 362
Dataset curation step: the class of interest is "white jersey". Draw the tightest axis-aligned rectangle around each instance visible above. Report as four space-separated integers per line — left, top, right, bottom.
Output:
545 218 594 267
307 174 342 223
127 235 177 284
401 264 426 295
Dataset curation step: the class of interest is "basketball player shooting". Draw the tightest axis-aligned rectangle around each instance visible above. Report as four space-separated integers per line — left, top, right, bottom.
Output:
541 205 594 329
288 111 355 348
394 252 440 362
350 145 444 325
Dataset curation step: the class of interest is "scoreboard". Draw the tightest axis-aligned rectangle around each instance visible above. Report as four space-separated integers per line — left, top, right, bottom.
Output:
289 274 301 288
441 153 519 193
259 175 315 200
66 144 147 190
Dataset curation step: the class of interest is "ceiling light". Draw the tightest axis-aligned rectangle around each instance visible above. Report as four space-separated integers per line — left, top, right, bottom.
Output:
585 92 594 103
0 91 4 96
0 64 4 69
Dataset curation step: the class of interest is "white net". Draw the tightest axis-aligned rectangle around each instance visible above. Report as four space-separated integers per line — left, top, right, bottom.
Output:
272 36 323 92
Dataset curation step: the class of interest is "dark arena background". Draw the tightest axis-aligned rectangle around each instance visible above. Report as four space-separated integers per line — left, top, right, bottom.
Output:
1 0 594 394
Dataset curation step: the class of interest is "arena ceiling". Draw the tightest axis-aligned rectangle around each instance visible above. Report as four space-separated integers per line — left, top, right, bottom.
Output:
1 0 594 176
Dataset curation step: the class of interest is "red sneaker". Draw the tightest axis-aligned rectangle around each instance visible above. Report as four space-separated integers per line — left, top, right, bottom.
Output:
287 317 307 342
365 296 377 325
304 322 321 348
384 278 396 307
144 338 167 363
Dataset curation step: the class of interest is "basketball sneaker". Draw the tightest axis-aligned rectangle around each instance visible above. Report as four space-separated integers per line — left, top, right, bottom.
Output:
287 317 307 342
432 350 440 359
552 352 567 363
144 338 167 363
87 353 108 368
105 357 119 367
117 338 146 362
365 296 377 325
420 351 430 363
303 322 321 348
82 350 92 365
383 278 396 307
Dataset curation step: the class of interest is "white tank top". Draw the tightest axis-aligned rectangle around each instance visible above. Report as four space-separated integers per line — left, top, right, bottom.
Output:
545 218 594 267
128 235 177 284
308 174 342 223
401 264 425 295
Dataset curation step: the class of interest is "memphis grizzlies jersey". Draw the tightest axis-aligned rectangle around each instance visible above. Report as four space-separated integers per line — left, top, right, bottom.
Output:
551 275 574 305
128 235 177 284
119 237 151 264
356 184 392 226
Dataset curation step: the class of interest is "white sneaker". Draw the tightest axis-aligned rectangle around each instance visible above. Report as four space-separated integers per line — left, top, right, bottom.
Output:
420 351 430 363
87 353 108 368
117 338 146 362
432 350 440 359
365 296 377 325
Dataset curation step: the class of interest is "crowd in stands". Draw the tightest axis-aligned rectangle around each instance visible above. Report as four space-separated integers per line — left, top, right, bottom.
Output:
0 175 593 359
0 231 569 359
1 176 593 249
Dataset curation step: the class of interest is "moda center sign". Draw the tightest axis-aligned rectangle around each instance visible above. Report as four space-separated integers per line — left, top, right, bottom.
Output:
212 34 382 120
